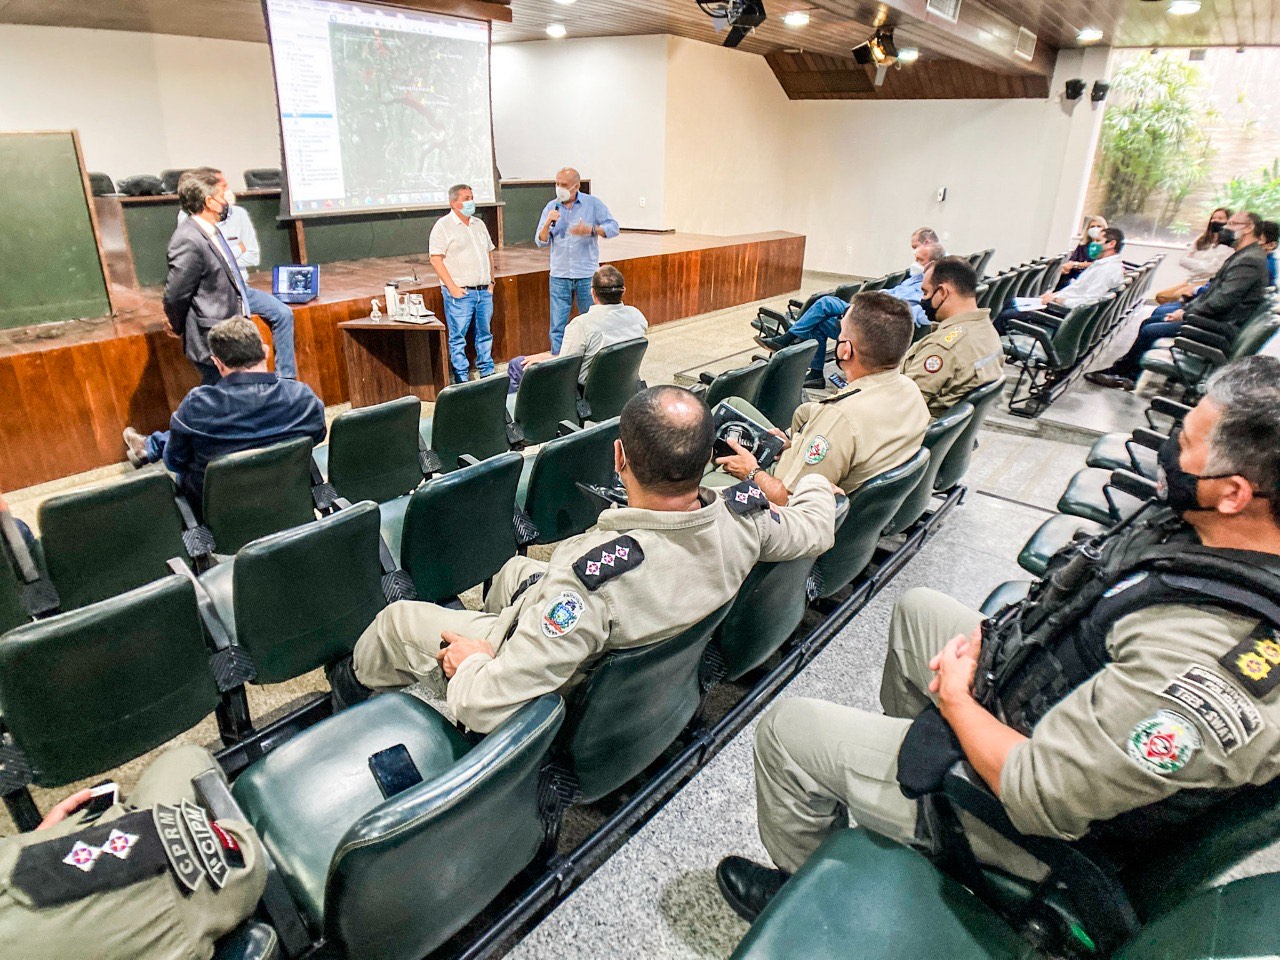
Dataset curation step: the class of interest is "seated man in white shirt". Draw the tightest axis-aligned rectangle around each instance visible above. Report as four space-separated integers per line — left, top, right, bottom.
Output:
994 227 1127 335
506 265 648 393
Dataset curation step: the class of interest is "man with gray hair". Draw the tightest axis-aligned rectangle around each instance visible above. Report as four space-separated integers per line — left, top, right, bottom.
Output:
535 167 620 353
429 183 497 383
719 355 1280 923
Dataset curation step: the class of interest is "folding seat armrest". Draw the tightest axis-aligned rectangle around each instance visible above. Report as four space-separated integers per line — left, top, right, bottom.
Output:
505 408 527 448
785 300 804 312
457 454 481 469
556 420 582 437
172 495 217 570
1176 325 1229 350
165 558 257 690
308 458 339 513
0 511 59 617
1109 469 1157 502
1041 301 1071 318
698 371 716 385
574 397 593 422
688 382 708 398
1149 397 1191 423
1006 320 1060 367
1172 337 1226 367
1129 428 1166 450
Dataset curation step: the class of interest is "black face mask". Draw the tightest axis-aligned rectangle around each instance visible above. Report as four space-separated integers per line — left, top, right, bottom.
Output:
216 198 231 223
1218 227 1237 247
919 288 940 325
1208 220 1224 234
1157 427 1250 515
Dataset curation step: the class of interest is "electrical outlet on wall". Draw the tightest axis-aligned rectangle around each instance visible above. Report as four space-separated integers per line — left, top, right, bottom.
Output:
936 187 947 202
639 197 646 207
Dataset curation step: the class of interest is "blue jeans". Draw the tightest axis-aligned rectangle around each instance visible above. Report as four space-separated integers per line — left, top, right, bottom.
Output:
549 276 593 353
246 287 297 379
1148 300 1184 322
789 296 847 373
1106 318 1184 380
442 287 494 382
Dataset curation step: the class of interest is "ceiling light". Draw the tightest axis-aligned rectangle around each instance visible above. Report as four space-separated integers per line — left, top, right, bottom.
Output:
1077 26 1104 43
898 46 919 62
545 22 567 38
552 0 577 4
783 10 809 27
1168 0 1201 13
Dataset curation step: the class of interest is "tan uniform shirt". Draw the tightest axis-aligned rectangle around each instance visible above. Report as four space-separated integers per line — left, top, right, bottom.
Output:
1001 601 1280 840
773 369 929 494
428 210 495 287
559 302 649 384
448 474 836 732
901 308 1004 417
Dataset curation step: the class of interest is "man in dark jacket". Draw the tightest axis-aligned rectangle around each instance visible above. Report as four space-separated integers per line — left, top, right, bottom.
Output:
123 318 326 504
1088 210 1270 390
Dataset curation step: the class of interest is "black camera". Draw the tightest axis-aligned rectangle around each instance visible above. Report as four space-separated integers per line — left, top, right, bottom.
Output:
711 402 786 469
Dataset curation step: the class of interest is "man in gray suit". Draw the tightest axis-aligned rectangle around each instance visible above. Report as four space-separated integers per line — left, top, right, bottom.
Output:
163 169 251 385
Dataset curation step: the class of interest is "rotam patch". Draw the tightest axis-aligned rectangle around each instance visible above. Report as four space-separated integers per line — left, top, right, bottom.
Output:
1127 710 1201 776
922 355 944 374
804 436 830 464
542 591 586 638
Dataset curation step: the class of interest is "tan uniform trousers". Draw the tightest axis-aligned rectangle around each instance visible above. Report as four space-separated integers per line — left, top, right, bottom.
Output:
354 556 547 693
754 587 1045 879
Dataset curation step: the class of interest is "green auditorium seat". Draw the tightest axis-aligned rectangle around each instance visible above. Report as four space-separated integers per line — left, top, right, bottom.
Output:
0 511 42 633
553 600 733 803
714 499 850 680
1086 433 1158 479
753 340 820 429
198 502 385 691
318 396 423 504
400 451 524 602
419 373 511 472
809 449 930 599
0 576 223 825
980 580 1032 616
508 353 584 445
1017 514 1105 576
203 437 317 555
231 693 564 960
519 418 620 545
1057 467 1144 525
883 403 973 535
1141 308 1279 390
701 359 769 409
38 471 193 610
935 379 1005 492
213 921 281 960
578 337 648 423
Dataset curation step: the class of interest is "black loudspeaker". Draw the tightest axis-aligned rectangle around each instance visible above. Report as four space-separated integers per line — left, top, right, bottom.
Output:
1091 81 1110 102
1064 78 1086 100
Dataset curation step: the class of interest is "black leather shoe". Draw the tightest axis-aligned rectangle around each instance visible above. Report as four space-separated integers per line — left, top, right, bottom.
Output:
326 656 375 710
1084 371 1135 391
754 332 798 353
716 856 791 922
802 372 827 390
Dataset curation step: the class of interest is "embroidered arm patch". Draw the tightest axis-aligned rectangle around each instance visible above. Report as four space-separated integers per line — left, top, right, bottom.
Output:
1159 665 1262 755
573 535 645 590
1219 623 1280 700
723 480 770 514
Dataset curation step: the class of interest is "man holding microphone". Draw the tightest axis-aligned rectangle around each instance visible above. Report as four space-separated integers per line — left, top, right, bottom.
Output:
536 167 619 352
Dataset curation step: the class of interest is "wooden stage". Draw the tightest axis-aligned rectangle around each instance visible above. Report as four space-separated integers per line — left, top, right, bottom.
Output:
0 230 804 491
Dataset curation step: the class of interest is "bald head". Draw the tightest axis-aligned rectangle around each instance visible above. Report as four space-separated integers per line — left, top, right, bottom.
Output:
556 167 581 188
618 386 714 497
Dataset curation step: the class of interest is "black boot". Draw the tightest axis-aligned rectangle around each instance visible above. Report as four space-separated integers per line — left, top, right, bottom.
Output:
716 856 791 922
754 332 799 353
326 656 375 710
802 370 827 389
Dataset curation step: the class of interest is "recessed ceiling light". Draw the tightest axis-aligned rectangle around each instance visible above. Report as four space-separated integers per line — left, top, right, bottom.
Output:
1168 0 1201 14
898 46 920 62
1077 26 1104 43
783 10 809 27
545 22 567 38
552 0 577 4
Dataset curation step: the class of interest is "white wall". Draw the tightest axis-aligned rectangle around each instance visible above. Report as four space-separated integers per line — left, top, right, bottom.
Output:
491 36 668 230
0 25 282 189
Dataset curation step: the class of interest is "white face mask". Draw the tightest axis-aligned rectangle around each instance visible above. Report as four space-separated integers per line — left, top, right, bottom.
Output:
223 190 237 207
908 262 925 276
555 185 572 204
1086 226 1102 240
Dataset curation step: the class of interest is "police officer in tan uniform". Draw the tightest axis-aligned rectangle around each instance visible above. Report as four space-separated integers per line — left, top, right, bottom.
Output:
718 356 1280 922
901 256 1004 417
711 292 928 507
0 745 265 960
343 385 836 734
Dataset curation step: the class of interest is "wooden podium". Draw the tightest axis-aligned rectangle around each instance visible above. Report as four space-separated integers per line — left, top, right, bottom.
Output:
338 316 452 406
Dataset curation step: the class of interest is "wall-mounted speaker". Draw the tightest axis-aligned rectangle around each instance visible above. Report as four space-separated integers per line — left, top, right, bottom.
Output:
1064 78 1086 100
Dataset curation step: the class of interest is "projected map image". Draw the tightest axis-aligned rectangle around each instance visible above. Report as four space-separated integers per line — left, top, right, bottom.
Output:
329 23 494 204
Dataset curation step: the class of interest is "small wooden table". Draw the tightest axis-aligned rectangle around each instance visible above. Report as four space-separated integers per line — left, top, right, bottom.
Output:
338 316 452 406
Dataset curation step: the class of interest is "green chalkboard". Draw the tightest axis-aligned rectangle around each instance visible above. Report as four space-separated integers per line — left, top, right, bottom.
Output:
0 132 111 329
301 208 439 265
499 180 590 246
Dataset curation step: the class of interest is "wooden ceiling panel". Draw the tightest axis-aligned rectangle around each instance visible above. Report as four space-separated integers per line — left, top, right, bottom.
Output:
980 0 1277 50
766 51 1050 100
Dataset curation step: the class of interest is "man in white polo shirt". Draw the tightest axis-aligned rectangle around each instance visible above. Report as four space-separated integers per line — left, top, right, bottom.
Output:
429 183 497 383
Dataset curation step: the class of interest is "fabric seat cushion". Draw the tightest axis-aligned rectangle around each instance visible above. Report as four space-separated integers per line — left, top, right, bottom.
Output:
1058 467 1142 525
1086 434 1156 477
1017 514 1106 576
980 580 1033 618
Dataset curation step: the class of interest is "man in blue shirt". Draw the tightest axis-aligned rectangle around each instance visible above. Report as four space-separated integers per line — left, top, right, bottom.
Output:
535 167 620 352
123 317 326 506
756 241 944 388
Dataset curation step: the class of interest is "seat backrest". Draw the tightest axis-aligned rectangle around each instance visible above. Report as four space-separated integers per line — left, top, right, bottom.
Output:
860 274 890 293
513 353 584 445
714 498 850 681
705 359 769 408
1044 301 1105 370
117 174 164 197
401 452 523 601
884 404 974 535
203 436 317 554
1039 254 1066 293
324 694 564 960
427 374 511 471
1011 263 1046 301
0 523 32 635
1231 308 1280 360
1115 873 1280 960
327 396 423 504
39 471 190 610
159 168 192 193
974 249 996 279
232 501 386 684
243 168 282 189
755 340 821 428
832 281 863 301
523 418 620 545
0 576 219 786
581 337 648 422
88 172 115 196
935 379 1005 491
881 269 909 289
988 272 1019 315
556 600 734 803
811 449 930 598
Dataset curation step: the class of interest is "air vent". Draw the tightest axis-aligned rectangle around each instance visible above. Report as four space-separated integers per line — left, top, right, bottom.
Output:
925 0 961 23
1014 27 1037 61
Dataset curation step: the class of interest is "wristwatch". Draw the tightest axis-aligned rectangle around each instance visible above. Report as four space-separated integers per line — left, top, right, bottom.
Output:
746 466 763 483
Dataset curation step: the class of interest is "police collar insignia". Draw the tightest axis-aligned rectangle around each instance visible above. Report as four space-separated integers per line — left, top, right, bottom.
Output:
542 591 585 638
722 479 771 514
1126 710 1200 776
574 535 645 590
1219 623 1280 699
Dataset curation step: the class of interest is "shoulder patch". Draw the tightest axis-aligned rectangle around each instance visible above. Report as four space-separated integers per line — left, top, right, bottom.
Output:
723 480 770 513
803 436 830 464
1127 710 1201 776
943 329 963 344
573 535 645 590
1159 665 1262 755
1218 623 1280 699
922 355 944 374
542 591 586 637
